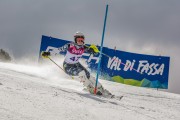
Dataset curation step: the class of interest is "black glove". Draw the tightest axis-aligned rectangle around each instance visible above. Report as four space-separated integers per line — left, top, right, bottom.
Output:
88 48 95 54
88 48 98 55
41 51 50 58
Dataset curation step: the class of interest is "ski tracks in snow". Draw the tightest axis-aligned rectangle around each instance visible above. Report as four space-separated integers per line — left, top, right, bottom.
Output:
0 62 180 120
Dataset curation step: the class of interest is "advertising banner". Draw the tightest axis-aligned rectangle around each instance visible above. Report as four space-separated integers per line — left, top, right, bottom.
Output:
39 35 170 89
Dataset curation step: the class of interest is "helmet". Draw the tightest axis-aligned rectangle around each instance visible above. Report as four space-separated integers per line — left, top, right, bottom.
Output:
74 31 85 43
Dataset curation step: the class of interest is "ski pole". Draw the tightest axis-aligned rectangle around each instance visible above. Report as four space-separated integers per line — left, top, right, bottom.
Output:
47 56 74 79
47 56 64 71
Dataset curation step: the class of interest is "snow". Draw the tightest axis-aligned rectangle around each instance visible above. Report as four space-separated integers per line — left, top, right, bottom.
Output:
0 62 180 120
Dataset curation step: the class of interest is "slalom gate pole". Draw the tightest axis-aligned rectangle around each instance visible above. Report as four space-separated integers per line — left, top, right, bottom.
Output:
94 5 109 95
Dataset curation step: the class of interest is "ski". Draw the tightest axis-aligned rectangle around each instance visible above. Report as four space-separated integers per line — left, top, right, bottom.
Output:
101 94 123 101
111 95 123 101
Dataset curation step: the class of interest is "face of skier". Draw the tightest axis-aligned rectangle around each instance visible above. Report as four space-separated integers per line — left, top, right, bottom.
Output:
76 36 84 45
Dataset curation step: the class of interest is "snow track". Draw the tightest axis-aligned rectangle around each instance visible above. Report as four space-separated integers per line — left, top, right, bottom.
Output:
0 62 180 120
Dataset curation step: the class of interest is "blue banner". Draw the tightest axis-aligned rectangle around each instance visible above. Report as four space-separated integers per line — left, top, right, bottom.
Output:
39 35 170 89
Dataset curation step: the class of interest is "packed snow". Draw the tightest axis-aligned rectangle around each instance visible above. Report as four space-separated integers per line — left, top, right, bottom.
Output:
0 62 180 120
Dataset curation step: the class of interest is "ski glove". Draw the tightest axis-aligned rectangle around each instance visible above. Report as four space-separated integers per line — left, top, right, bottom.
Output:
41 51 50 58
89 44 99 53
88 44 99 55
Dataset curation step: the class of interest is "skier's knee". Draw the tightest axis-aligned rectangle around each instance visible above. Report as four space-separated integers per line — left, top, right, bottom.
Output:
79 71 86 78
79 70 90 79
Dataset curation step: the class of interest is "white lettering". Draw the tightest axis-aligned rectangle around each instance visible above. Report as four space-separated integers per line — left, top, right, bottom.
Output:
123 60 131 71
137 60 165 75
137 60 147 73
107 56 116 68
83 53 99 63
148 63 155 75
130 60 136 71
158 64 164 75
117 58 121 70
110 57 118 70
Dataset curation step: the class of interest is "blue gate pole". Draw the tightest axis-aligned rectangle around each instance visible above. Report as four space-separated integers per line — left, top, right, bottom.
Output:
94 5 109 94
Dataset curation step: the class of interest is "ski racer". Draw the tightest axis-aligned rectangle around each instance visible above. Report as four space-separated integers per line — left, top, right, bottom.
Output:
42 31 113 97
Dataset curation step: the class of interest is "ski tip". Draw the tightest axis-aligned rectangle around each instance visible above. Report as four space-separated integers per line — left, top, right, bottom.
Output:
113 95 123 100
119 96 123 100
111 95 115 98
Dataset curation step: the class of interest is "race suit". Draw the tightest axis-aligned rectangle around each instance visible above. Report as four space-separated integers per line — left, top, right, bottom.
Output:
58 42 90 79
50 42 112 96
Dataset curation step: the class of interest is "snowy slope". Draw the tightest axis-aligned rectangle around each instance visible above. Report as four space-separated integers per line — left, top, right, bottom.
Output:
0 62 180 120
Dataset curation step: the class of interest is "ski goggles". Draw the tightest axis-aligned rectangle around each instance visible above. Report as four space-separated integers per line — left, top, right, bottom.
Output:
76 39 84 43
75 36 85 39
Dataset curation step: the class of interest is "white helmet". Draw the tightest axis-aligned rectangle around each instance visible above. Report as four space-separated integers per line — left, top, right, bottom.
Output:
74 31 85 43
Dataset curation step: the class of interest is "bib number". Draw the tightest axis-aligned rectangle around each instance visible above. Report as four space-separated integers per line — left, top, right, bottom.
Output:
70 56 81 61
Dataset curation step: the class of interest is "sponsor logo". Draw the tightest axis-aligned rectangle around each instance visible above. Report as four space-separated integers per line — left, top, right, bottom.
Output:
69 46 84 55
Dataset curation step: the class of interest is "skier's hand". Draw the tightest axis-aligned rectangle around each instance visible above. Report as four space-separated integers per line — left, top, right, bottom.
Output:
89 44 99 55
41 51 50 58
88 48 96 54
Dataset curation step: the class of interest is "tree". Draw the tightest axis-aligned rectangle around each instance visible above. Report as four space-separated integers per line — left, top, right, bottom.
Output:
0 49 11 62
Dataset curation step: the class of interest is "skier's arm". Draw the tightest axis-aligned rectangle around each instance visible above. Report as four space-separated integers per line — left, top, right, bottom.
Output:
50 43 70 55
42 43 71 58
58 43 70 52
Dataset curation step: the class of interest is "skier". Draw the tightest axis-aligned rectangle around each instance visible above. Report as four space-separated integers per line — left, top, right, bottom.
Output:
42 31 113 97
